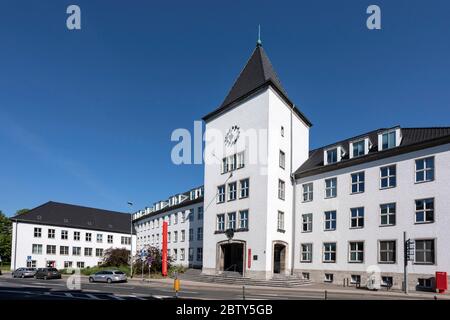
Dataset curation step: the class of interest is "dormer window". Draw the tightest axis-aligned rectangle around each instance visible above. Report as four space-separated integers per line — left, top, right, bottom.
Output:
350 138 372 158
327 148 338 164
378 128 401 151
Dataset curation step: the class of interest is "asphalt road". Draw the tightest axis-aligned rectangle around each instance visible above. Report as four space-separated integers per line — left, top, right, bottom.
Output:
0 274 434 300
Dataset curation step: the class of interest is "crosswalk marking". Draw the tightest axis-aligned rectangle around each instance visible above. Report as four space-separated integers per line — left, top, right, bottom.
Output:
108 294 125 300
86 294 102 300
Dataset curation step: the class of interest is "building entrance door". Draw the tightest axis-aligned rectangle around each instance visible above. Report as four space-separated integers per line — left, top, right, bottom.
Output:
220 243 244 274
273 244 286 274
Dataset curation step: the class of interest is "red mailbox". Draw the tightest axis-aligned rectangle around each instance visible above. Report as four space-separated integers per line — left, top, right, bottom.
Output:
435 272 447 293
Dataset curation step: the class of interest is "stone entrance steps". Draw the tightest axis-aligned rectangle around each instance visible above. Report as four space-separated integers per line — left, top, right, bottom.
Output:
178 270 311 288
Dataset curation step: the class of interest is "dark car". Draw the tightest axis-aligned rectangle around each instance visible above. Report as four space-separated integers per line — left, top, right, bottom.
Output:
12 267 37 278
34 268 62 280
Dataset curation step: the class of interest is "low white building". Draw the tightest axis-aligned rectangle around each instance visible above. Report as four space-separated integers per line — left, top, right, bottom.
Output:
10 201 136 270
132 186 204 268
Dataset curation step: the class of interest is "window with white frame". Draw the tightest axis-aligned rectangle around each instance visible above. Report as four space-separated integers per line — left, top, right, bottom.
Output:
174 213 178 224
32 244 42 254
350 207 364 228
197 227 203 241
227 212 236 230
302 183 313 202
324 211 336 231
34 227 42 238
281 126 284 137
84 248 92 256
325 178 337 198
46 245 56 255
189 228 194 241
173 249 178 260
85 233 92 242
380 165 396 188
168 232 171 243
240 179 249 198
351 275 361 284
300 243 312 262
323 243 336 262
418 278 433 288
415 198 434 223
379 240 396 263
239 210 248 229
324 273 334 282
228 182 237 201
27 260 37 268
381 131 396 150
181 230 185 242
76 262 85 269
415 239 435 264
349 242 364 263
72 247 81 256
351 172 365 193
61 230 68 240
107 235 113 244
74 231 80 241
121 236 131 245
277 211 285 231
217 214 225 232
415 157 434 183
278 179 285 200
217 185 225 203
380 203 396 226
60 246 69 255
237 151 245 169
180 248 185 261
326 148 338 164
302 213 312 232
48 229 55 239
279 150 285 169
64 261 73 268
173 231 178 243
352 140 365 157
97 234 103 243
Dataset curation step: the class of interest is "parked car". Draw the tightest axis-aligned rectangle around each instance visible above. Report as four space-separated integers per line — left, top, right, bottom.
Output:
34 268 61 280
12 267 36 278
89 270 127 283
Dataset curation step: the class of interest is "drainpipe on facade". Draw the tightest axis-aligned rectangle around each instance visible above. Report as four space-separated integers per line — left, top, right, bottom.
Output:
290 104 296 276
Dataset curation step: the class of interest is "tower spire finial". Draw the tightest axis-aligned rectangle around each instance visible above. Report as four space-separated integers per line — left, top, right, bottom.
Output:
256 25 262 47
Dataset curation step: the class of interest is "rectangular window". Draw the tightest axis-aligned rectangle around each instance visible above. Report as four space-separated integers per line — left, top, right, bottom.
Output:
173 249 178 260
229 154 236 171
324 273 334 283
382 131 396 150
327 148 338 164
60 246 69 255
302 213 313 233
189 228 194 241
168 232 171 243
352 140 365 157
300 243 312 262
96 234 103 243
188 209 194 222
418 278 433 289
48 229 55 239
34 228 42 238
350 207 364 229
107 235 113 244
415 157 434 183
324 211 337 231
197 207 204 220
72 247 81 256
277 211 285 232
228 182 237 201
174 213 178 224
74 231 80 241
189 248 194 261
217 185 225 203
302 183 313 202
181 230 185 242
380 165 396 189
180 248 185 261
349 242 364 263
237 151 245 169
217 214 225 232
351 275 361 284
323 243 336 263
64 261 73 269
95 248 103 257
222 157 228 174
227 212 236 230
379 241 396 263
27 260 37 268
85 233 92 242
240 179 249 198
380 203 396 226
415 240 435 264
325 178 337 198
279 150 285 169
197 227 203 241
239 210 248 229
173 231 178 243
121 236 131 245
46 245 56 255
278 179 285 200
351 172 365 194
381 276 393 287
61 230 68 240
197 248 203 261
84 248 92 256
415 198 434 223
77 262 85 269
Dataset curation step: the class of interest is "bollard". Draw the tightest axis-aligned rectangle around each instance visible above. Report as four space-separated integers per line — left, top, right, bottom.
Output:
174 278 180 298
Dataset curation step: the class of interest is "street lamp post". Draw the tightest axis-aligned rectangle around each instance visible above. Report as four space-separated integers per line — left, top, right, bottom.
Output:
127 202 134 278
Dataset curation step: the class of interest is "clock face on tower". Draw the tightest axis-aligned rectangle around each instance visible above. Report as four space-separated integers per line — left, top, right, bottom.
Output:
224 125 240 146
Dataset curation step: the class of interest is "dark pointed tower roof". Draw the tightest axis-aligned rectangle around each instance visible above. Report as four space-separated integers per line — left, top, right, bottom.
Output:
203 45 312 126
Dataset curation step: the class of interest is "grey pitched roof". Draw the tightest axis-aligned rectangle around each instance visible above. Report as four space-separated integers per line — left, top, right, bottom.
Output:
11 201 134 234
295 127 450 178
203 45 312 126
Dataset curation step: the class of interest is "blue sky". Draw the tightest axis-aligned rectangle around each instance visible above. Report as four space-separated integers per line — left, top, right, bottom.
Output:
1 0 449 216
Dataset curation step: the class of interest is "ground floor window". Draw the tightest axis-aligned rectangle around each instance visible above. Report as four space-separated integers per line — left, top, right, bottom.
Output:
324 273 334 283
197 248 203 261
418 278 433 288
76 262 85 269
26 260 36 268
189 248 194 261
300 243 312 263
302 272 310 280
351 275 361 284
349 241 364 263
64 261 73 268
381 276 393 287
323 242 336 263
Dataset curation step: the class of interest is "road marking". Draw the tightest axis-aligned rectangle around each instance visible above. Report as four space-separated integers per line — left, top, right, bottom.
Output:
86 294 102 300
108 295 125 300
152 295 171 299
128 295 146 300
64 293 74 298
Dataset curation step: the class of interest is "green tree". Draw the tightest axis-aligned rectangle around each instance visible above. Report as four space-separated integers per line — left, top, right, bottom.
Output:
0 211 12 262
15 209 29 216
